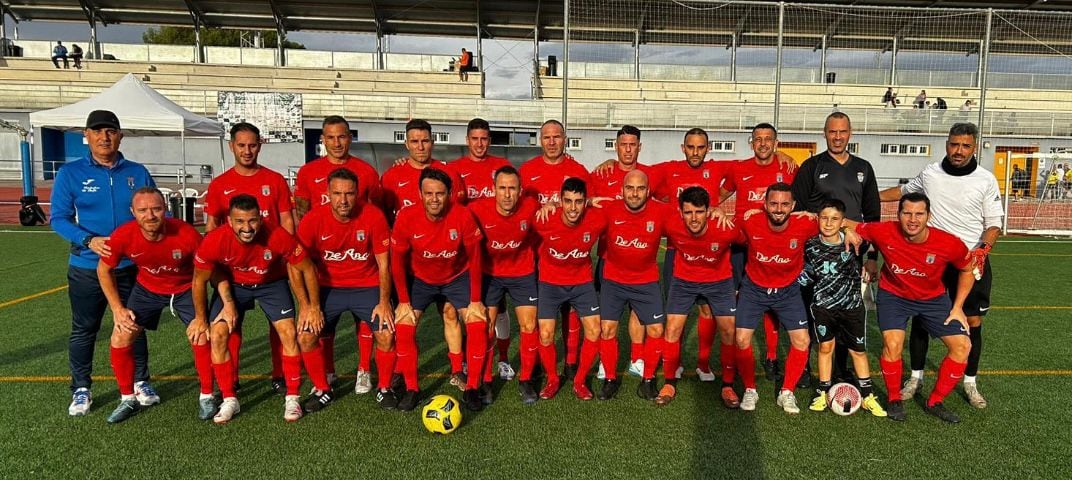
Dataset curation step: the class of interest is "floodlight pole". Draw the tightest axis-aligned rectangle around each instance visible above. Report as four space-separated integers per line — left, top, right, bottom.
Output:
890 37 898 85
562 0 570 129
773 2 784 127
730 33 737 83
820 35 827 83
634 29 640 81
977 9 993 143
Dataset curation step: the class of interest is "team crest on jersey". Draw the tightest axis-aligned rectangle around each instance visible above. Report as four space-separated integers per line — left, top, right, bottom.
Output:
583 232 591 243
926 253 936 264
261 185 271 196
263 249 273 261
127 177 135 189
776 173 784 183
449 229 459 241
356 230 366 242
711 243 719 252
172 249 182 259
646 221 655 233
520 220 528 231
857 172 865 183
817 325 827 337
790 239 798 249
703 170 711 179
840 251 851 261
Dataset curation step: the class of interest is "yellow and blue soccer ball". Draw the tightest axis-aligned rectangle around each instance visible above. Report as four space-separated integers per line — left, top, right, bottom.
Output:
422 394 462 434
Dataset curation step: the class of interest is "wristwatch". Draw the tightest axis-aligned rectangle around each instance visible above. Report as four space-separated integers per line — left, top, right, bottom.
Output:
82 235 93 248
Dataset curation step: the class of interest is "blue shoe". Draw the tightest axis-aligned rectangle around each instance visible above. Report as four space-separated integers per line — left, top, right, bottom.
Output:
107 399 140 424
198 397 218 421
68 388 92 416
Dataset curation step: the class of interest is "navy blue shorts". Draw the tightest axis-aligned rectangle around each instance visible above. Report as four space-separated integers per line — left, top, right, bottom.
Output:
537 282 599 320
942 257 992 317
126 283 196 330
734 276 808 331
876 288 967 338
209 279 295 328
322 286 385 333
483 273 538 308
599 279 665 325
730 244 747 290
667 277 736 317
411 272 471 312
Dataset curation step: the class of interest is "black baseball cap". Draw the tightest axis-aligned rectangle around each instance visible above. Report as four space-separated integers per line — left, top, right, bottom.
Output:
85 110 121 130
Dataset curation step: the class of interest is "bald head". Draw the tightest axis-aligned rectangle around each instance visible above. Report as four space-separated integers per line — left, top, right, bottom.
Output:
623 169 650 211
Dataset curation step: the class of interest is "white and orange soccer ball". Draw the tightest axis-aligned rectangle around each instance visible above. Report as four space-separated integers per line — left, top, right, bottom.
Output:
422 394 463 434
828 382 862 416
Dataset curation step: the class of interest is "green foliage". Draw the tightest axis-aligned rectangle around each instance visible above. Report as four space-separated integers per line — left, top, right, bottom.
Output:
142 26 304 49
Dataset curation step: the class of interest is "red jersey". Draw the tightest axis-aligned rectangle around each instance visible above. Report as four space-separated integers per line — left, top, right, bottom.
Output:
447 155 511 201
741 214 817 289
519 156 590 205
652 160 726 206
194 224 307 285
665 217 743 283
469 197 539 277
534 208 607 286
293 155 380 210
856 221 970 300
600 200 669 284
203 166 293 227
590 163 663 200
296 204 390 288
722 158 797 220
379 160 464 220
391 203 482 300
104 217 202 295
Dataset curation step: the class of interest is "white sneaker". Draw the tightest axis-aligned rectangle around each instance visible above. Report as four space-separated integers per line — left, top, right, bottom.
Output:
213 397 240 424
134 381 161 406
740 388 759 411
68 388 92 416
283 395 303 422
596 363 606 380
326 372 338 386
901 376 922 400
776 390 800 414
354 370 373 395
628 359 644 377
498 361 516 381
695 367 716 382
964 382 988 409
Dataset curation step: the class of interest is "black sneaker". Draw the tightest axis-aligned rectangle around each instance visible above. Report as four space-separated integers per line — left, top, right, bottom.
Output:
271 377 286 395
887 400 907 422
519 380 539 406
302 389 334 413
924 402 960 424
637 378 657 401
397 390 419 412
479 383 495 406
762 359 780 381
796 363 812 389
463 389 484 412
389 373 405 395
598 379 621 401
375 388 398 410
561 364 576 383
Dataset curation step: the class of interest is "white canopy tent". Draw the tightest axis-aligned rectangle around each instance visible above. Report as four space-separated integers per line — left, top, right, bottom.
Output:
29 74 226 211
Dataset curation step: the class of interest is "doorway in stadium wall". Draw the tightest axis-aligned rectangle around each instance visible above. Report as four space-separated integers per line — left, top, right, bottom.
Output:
775 142 816 166
995 146 1038 197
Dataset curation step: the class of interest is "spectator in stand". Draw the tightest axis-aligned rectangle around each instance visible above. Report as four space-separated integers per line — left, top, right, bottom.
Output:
52 41 69 69
70 44 84 69
883 88 897 108
458 48 472 82
914 90 927 109
960 100 973 113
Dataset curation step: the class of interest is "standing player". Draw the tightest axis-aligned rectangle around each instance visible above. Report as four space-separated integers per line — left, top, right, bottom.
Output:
202 122 295 394
880 123 1002 409
850 193 975 423
469 166 541 405
532 178 607 401
191 195 327 423
296 168 396 410
98 188 209 423
390 168 487 412
293 116 382 393
665 187 743 408
50 110 159 416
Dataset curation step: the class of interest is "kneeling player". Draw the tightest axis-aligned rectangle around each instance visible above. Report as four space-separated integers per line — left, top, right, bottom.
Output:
297 168 396 410
665 186 743 408
801 199 885 416
533 178 607 402
99 187 209 423
850 193 974 423
192 195 326 423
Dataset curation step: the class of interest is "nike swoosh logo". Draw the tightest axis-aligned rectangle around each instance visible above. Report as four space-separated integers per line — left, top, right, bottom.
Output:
528 297 538 301
314 177 326 184
549 236 561 240
281 309 294 315
730 308 737 312
223 257 236 263
530 176 541 181
978 307 989 312
798 320 808 326
614 220 627 225
590 306 599 311
484 224 497 229
752 236 764 240
320 235 333 241
223 189 236 195
130 252 144 258
607 181 618 186
398 181 410 187
653 314 664 319
460 173 471 178
742 175 754 181
413 234 426 239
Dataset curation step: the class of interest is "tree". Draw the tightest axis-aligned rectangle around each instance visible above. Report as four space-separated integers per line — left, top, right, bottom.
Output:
142 26 304 49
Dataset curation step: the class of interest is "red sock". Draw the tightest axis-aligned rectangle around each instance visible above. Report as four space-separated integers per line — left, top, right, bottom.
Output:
781 347 808 392
519 331 538 381
928 357 968 407
319 333 336 376
484 343 496 383
213 360 236 398
357 322 373 372
763 313 779 361
575 338 599 384
465 321 488 389
110 345 135 396
301 346 330 392
191 343 214 395
269 325 283 377
642 337 664 379
696 313 715 371
448 351 464 374
880 357 903 402
600 337 620 380
497 337 510 362
720 343 737 385
629 341 643 362
736 345 757 389
375 348 397 390
565 311 581 366
663 339 681 381
538 342 559 383
227 332 242 378
395 324 419 391
282 354 301 396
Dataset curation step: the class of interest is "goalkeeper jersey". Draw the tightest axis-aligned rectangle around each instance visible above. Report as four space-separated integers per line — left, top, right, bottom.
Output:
803 234 862 310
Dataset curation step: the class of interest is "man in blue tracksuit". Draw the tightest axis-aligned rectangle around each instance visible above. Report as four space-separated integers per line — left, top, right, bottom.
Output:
50 110 160 416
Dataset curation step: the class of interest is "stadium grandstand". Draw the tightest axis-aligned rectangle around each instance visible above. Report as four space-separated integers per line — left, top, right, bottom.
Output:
1 0 1071 233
